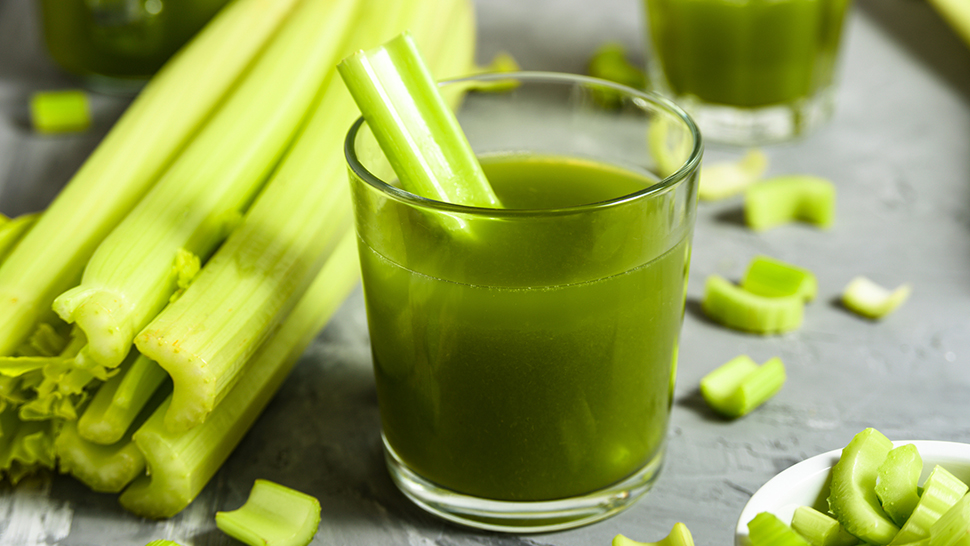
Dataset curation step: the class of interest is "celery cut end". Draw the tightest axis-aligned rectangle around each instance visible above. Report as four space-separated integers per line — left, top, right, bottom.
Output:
702 275 804 335
700 356 785 418
841 277 912 320
828 428 899 545
612 522 695 546
744 175 836 231
215 479 321 546
741 255 818 302
749 512 811 546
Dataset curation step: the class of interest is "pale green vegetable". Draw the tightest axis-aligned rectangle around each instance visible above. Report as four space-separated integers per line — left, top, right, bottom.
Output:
30 90 91 134
890 466 969 545
877 444 924 526
741 255 817 302
791 506 861 546
702 274 804 334
841 277 912 320
76 353 168 445
745 175 836 231
749 512 811 546
614 522 695 546
215 479 321 546
54 419 147 493
699 355 785 418
827 428 899 545
0 213 40 264
698 149 768 201
928 493 970 546
927 0 970 48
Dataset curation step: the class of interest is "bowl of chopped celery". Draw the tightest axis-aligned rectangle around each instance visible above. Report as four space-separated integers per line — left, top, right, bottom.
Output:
734 439 970 546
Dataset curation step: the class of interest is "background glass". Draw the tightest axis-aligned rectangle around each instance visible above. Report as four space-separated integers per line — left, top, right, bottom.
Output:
346 72 702 532
644 0 853 144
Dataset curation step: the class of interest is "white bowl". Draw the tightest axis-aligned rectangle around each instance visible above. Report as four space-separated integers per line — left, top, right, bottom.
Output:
735 440 970 546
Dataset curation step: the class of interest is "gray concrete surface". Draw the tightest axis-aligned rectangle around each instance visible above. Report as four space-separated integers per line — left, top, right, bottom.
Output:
1 0 969 544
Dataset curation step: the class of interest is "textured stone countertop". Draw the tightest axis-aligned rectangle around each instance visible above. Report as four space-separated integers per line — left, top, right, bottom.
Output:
1 0 969 544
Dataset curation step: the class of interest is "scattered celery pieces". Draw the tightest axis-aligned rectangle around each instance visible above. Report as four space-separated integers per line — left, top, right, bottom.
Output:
877 444 924 526
827 428 899 545
890 465 969 545
791 506 860 546
702 275 804 334
742 255 818 302
613 522 695 546
699 355 785 418
30 90 91 134
587 42 647 91
215 480 321 546
698 148 768 201
841 277 912 320
745 175 836 231
749 512 811 546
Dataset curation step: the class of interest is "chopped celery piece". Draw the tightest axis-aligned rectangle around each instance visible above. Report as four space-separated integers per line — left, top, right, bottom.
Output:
891 466 969 545
54 419 147 493
745 175 836 231
929 493 970 546
699 355 785 418
877 444 924 526
77 353 168 445
119 231 359 518
145 541 185 546
828 428 899 545
741 255 818 302
337 32 501 208
841 277 912 320
30 90 91 134
587 42 647 101
482 51 520 73
614 522 695 546
698 149 768 201
215 479 321 546
0 212 39 264
701 274 804 334
791 506 861 546
749 512 811 546
0 0 304 359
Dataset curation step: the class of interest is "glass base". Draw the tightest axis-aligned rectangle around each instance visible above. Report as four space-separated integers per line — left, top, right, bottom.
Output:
676 87 837 146
383 434 666 533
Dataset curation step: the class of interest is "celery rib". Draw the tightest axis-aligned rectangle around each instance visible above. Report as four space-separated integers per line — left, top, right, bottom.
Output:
841 277 912 320
614 522 695 546
54 419 147 493
877 444 924 526
699 355 786 418
77 353 168 445
0 0 304 359
701 274 804 334
215 479 321 546
744 175 836 231
890 466 969 545
827 428 899 545
0 212 40 265
741 255 818 302
698 149 768 201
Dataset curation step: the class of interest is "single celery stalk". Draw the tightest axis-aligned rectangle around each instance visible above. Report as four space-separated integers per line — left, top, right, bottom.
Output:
877 444 924 526
741 255 818 302
698 149 768 201
135 0 470 434
0 0 304 359
891 466 970 545
827 428 899 545
52 0 362 372
0 213 40 264
337 31 501 208
614 522 695 546
745 175 836 231
119 231 360 518
842 277 912 320
76 353 168 444
30 90 91 134
749 512 811 546
929 493 970 546
701 274 804 334
215 479 321 546
53 419 147 493
791 506 861 546
699 355 785 418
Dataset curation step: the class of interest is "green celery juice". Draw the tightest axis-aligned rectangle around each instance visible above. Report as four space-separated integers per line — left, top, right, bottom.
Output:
646 0 851 107
358 155 691 501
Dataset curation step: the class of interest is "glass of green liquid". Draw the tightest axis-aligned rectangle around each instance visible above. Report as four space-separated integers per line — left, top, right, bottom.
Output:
644 0 853 144
345 72 702 532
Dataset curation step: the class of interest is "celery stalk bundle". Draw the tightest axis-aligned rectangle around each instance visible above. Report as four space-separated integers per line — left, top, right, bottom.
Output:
0 0 479 520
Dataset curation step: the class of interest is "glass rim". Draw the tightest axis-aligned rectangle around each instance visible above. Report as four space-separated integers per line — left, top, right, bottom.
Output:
343 70 703 217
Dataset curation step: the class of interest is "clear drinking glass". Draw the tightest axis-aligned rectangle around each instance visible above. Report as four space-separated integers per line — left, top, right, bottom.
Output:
644 0 854 144
345 72 702 532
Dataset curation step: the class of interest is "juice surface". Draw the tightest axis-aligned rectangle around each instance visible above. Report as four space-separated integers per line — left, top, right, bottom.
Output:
359 155 691 501
646 0 850 107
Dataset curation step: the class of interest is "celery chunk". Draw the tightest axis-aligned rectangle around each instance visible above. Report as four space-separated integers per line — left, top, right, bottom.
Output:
337 32 501 208
145 541 185 546
928 493 970 546
828 428 899 545
841 277 912 320
791 506 861 546
877 444 924 526
701 274 803 334
54 419 147 493
890 466 969 545
698 149 768 201
215 479 321 546
30 90 91 134
741 255 817 302
587 42 647 90
614 522 695 546
699 355 785 418
744 175 836 231
749 512 811 546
